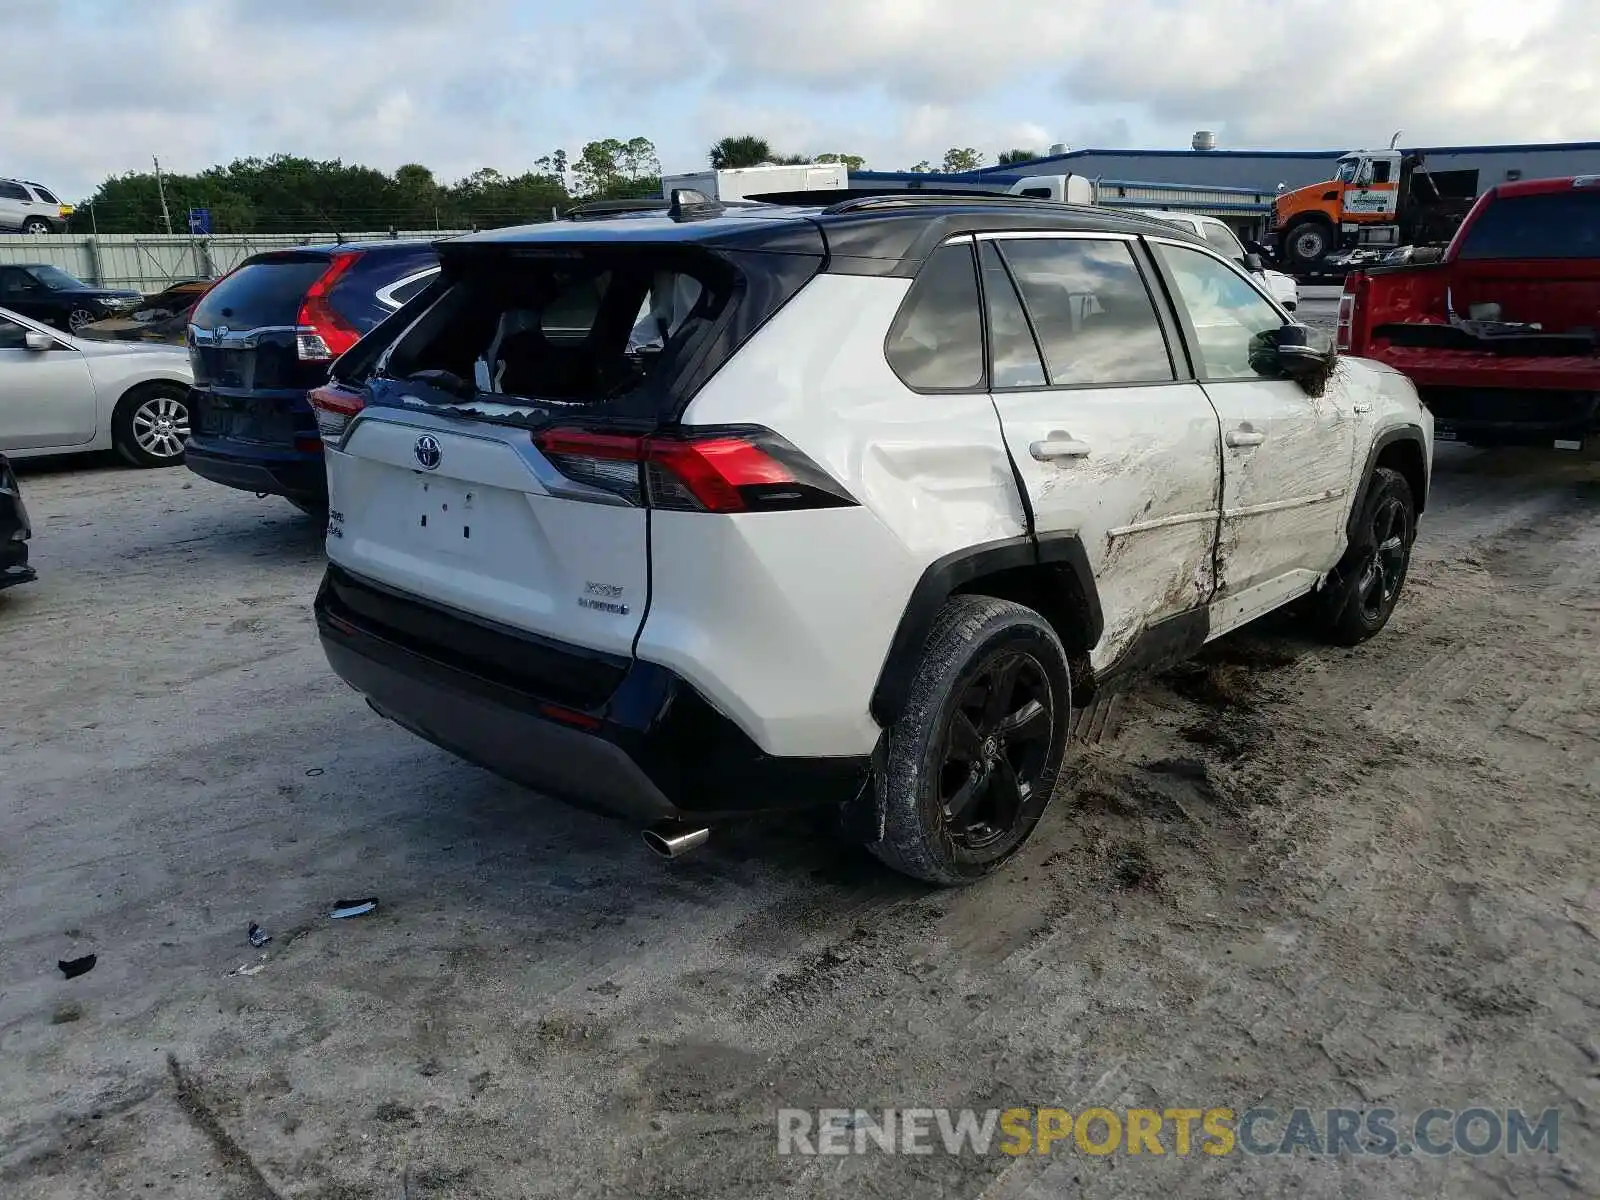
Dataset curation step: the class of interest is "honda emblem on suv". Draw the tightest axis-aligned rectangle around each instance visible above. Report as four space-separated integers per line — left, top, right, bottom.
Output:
413 435 442 470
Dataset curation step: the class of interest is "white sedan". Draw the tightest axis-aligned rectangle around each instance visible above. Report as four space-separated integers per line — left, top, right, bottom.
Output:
0 304 193 467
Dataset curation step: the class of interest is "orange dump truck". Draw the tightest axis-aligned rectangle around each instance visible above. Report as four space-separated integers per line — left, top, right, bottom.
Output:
1269 145 1476 273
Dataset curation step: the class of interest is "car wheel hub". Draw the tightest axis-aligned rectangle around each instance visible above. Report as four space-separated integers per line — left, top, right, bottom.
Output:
1357 496 1408 621
131 395 190 459
937 649 1054 852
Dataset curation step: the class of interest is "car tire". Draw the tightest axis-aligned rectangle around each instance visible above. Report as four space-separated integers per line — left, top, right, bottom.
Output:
67 308 97 333
112 384 191 468
22 217 52 235
1312 466 1417 646
868 594 1071 885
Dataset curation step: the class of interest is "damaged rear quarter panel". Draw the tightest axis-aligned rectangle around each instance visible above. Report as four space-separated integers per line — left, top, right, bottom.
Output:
664 273 1028 755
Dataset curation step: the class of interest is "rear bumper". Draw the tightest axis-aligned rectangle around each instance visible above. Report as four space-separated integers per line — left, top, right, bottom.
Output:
1419 387 1600 445
184 441 326 501
314 567 871 823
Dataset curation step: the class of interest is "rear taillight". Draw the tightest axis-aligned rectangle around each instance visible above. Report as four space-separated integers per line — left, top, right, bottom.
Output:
532 427 856 513
536 429 651 504
297 253 364 361
309 384 365 443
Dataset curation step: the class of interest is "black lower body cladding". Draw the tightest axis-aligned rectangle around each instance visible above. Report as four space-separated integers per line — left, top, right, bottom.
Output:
314 567 869 823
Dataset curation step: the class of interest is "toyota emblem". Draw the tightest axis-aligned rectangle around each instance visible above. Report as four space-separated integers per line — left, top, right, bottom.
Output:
414 435 442 470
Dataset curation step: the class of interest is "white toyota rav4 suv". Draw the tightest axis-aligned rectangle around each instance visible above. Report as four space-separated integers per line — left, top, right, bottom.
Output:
311 191 1431 884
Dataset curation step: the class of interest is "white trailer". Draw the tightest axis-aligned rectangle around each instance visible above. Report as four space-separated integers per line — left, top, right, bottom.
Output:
1005 174 1097 203
661 163 850 202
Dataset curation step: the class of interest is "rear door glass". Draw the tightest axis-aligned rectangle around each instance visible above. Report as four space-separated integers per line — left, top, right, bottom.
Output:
191 258 329 329
998 239 1175 386
884 240 985 391
979 241 1046 388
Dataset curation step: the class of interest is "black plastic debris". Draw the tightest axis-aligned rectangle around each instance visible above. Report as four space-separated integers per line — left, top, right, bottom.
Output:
330 898 378 920
247 923 271 948
58 954 97 980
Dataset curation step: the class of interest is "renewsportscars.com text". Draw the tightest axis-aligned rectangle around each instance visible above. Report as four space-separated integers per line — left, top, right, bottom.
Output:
777 1106 1561 1158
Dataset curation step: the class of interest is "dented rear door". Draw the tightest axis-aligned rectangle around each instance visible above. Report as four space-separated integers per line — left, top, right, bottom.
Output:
978 233 1223 675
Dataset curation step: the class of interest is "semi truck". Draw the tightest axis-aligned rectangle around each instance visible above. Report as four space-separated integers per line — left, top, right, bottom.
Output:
1269 139 1477 274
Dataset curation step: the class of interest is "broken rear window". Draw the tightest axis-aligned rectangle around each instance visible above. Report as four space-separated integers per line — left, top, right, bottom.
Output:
379 248 732 406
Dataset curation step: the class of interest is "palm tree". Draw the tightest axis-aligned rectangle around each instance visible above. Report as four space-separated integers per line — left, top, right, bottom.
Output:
709 135 774 170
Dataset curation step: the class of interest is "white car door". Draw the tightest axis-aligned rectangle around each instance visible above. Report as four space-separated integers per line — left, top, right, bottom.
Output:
0 315 99 450
1149 239 1356 634
980 233 1223 675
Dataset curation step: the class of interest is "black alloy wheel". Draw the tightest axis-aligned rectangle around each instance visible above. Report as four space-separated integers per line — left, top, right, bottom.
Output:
867 594 1072 885
938 650 1054 852
1357 493 1409 624
1313 465 1416 645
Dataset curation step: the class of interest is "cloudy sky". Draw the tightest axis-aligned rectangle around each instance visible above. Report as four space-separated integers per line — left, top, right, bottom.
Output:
0 0 1594 201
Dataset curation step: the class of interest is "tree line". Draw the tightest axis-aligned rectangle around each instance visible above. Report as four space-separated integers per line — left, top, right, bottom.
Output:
69 136 1048 235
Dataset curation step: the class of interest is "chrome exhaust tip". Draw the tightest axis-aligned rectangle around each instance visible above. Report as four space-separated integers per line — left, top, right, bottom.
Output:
642 821 711 859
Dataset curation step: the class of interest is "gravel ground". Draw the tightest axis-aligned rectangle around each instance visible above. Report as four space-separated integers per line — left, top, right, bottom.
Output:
1 440 1596 1199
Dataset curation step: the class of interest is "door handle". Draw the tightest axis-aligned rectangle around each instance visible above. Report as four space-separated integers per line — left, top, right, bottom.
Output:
1225 429 1266 448
1030 434 1091 461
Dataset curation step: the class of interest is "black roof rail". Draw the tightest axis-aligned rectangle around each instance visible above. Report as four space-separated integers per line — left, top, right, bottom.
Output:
820 191 1077 215
559 191 735 223
563 197 672 221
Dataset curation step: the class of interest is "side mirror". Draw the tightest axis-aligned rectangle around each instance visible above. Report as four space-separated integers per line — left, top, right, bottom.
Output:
24 330 55 352
1242 252 1266 274
1249 324 1337 396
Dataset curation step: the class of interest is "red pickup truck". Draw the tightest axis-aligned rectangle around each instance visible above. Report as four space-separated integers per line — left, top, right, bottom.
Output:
1338 176 1600 449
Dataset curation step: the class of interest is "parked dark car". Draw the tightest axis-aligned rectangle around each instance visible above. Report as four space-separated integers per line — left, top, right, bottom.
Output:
0 453 35 590
0 264 142 333
78 279 212 347
184 241 439 513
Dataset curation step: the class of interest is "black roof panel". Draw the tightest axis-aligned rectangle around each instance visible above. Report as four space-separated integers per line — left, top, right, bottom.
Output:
435 194 1210 277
